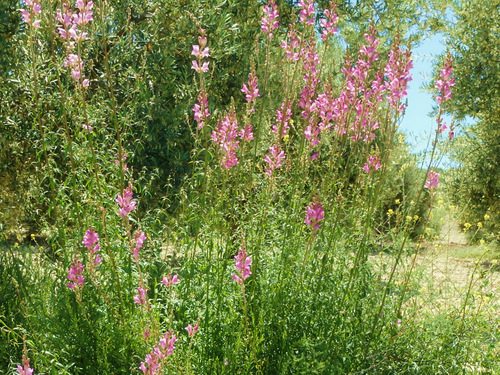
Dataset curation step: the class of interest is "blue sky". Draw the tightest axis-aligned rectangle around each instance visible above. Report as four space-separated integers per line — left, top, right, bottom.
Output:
399 34 445 151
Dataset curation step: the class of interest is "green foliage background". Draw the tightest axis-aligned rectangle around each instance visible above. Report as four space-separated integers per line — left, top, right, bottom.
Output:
443 0 500 242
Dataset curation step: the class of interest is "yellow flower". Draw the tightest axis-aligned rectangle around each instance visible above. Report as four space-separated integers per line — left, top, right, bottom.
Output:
464 223 472 231
478 222 483 228
484 214 490 221
387 209 394 217
437 199 443 207
413 215 419 221
480 239 485 245
395 199 400 204
406 215 412 222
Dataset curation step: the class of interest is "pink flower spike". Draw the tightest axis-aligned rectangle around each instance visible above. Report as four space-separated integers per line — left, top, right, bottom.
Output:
261 0 279 38
67 260 85 290
264 144 285 177
298 0 316 26
134 287 148 305
161 274 179 287
82 226 99 249
133 230 146 261
16 355 33 375
139 331 177 375
424 170 440 190
363 156 382 173
116 185 137 218
241 70 260 104
305 198 325 232
94 254 102 266
185 322 199 337
232 246 252 285
211 107 240 168
435 54 455 104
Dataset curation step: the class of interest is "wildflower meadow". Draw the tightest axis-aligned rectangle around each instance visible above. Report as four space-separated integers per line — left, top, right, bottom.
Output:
1 0 499 374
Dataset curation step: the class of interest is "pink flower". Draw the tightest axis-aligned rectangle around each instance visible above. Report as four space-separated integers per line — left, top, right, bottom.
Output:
67 260 85 290
159 331 178 356
19 0 42 28
140 331 177 375
185 322 199 337
16 355 33 375
232 246 252 285
239 125 254 141
298 0 316 25
233 246 252 284
192 92 210 129
82 226 99 249
305 198 325 232
134 287 148 305
264 144 285 177
384 41 413 112
63 53 87 83
272 100 292 137
211 107 241 168
133 231 146 262
191 60 209 73
261 0 279 38
320 4 339 41
438 123 448 134
161 274 179 287
424 170 439 190
362 156 382 174
56 7 73 28
116 185 137 218
191 44 210 59
281 29 300 62
241 70 260 104
298 41 320 121
82 226 102 266
435 54 455 104
304 123 320 147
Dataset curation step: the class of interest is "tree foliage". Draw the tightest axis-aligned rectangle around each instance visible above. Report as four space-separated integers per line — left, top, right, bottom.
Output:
444 0 500 241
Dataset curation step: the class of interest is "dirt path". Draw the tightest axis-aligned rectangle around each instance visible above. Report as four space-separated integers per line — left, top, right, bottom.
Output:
437 214 468 245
